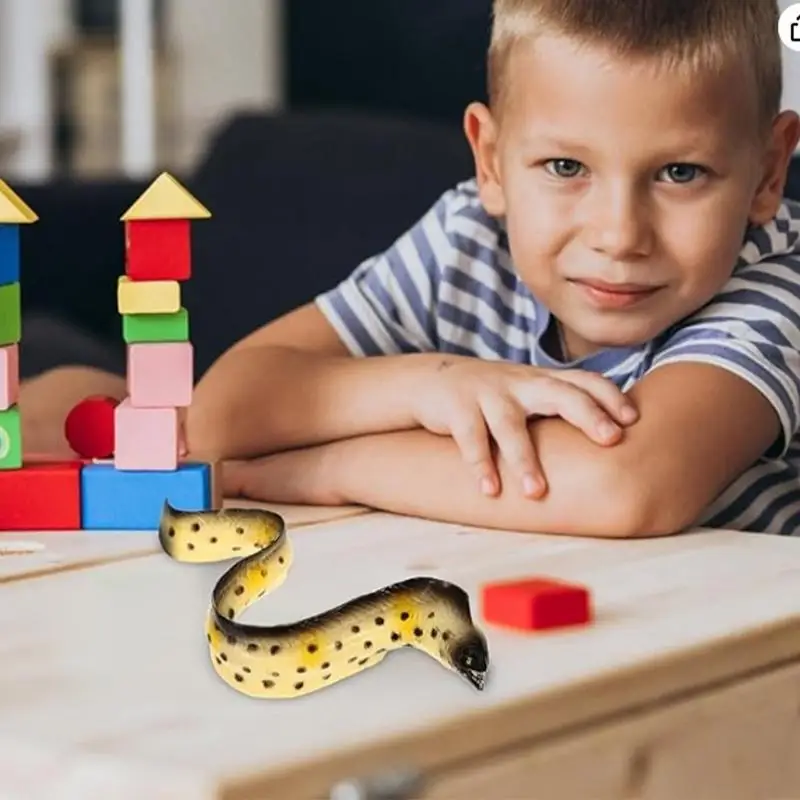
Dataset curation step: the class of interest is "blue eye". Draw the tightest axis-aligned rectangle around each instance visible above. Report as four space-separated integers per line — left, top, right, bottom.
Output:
661 163 703 183
545 158 584 178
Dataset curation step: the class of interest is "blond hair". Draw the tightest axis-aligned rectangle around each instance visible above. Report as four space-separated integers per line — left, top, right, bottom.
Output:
488 0 782 127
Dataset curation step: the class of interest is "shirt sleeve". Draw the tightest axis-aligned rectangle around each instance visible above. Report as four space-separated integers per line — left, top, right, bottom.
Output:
315 190 456 356
646 256 800 459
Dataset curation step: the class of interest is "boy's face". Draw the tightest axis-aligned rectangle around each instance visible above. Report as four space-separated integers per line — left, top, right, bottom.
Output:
465 33 800 359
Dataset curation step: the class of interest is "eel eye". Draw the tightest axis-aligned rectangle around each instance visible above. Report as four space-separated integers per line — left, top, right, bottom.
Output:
455 641 487 672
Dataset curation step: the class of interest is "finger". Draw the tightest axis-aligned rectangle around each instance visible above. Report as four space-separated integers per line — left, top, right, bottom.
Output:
546 370 638 425
177 410 189 457
480 395 547 498
448 405 499 495
514 376 624 446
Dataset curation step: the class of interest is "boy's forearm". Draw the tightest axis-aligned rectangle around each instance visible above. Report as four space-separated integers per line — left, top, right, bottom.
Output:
327 422 659 538
20 366 126 415
19 366 127 457
187 345 446 460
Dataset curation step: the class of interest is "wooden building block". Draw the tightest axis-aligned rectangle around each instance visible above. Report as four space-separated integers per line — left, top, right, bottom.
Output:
171 456 222 508
64 395 118 459
120 172 211 221
127 342 193 408
122 307 189 343
0 460 82 531
117 275 180 315
0 344 18 410
0 178 38 225
0 282 21 346
208 458 224 509
481 577 592 631
0 224 20 285
80 461 212 530
0 406 21 469
114 399 179 470
125 219 191 281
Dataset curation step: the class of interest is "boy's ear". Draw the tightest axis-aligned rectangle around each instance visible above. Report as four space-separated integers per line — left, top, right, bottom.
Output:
463 102 506 216
749 109 800 226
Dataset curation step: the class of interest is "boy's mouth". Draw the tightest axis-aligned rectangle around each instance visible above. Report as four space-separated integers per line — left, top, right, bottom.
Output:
570 278 661 309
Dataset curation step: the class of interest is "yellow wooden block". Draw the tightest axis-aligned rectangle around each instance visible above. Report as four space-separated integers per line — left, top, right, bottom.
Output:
121 172 211 221
117 276 180 314
0 179 38 224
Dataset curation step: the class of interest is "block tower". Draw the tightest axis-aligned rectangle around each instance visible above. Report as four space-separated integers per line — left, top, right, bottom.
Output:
0 179 37 470
0 181 86 532
78 172 218 530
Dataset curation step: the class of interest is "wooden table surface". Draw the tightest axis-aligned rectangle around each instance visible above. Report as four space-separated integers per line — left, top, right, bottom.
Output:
0 501 369 585
0 504 798 799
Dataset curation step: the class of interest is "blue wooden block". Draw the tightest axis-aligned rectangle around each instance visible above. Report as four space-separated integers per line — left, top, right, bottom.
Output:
0 225 20 286
80 461 212 530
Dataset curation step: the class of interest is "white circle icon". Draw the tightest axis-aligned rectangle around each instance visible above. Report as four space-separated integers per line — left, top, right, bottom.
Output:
0 428 9 460
779 3 800 51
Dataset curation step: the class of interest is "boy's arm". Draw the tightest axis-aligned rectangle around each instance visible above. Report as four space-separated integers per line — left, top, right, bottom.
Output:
316 254 800 536
228 244 800 538
226 360 777 538
187 189 456 461
187 302 449 460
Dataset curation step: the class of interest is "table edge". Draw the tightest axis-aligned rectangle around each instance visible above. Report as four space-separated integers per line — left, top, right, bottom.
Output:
220 615 800 798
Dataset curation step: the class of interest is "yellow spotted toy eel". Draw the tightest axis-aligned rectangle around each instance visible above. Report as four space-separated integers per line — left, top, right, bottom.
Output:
158 502 490 699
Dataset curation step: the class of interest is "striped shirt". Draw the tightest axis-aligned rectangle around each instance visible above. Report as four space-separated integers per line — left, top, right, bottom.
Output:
316 178 800 536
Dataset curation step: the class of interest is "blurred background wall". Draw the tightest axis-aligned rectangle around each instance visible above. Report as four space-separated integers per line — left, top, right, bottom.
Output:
0 0 796 183
0 0 284 179
0 0 495 182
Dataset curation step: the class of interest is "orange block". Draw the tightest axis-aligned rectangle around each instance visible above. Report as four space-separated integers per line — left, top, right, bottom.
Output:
114 398 179 471
481 577 592 631
0 460 82 531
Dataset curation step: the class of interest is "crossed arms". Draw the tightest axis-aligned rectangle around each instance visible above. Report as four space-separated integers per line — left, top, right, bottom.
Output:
186 302 780 538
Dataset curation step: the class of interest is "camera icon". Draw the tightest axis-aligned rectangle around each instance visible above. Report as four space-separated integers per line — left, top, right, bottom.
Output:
780 3 800 51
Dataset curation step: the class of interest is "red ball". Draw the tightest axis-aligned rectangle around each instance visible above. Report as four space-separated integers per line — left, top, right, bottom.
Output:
64 395 119 459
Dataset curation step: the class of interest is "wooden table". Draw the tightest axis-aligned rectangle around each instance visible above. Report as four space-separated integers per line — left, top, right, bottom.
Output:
0 503 798 799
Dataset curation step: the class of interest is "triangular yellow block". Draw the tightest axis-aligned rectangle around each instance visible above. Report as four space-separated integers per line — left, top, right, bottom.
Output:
0 179 38 224
121 172 211 221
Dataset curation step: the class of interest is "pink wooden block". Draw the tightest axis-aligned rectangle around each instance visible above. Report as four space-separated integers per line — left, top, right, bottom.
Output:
0 344 19 410
127 342 193 408
113 398 178 471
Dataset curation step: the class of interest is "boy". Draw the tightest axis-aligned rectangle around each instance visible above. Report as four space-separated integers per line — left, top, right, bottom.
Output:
25 0 800 538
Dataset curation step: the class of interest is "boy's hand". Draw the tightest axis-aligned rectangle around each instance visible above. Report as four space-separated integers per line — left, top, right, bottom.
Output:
409 358 638 499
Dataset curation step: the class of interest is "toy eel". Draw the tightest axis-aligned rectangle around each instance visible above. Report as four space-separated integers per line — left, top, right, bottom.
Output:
158 502 490 699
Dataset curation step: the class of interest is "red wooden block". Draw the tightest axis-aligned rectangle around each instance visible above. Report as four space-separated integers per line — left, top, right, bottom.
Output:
64 395 119 459
125 219 191 281
0 460 83 530
481 577 592 631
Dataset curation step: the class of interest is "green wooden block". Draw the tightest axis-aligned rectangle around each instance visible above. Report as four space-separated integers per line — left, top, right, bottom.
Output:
122 307 189 343
0 282 20 346
0 406 22 469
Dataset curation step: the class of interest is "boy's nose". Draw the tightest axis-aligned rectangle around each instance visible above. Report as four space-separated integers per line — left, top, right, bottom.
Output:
583 188 653 259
